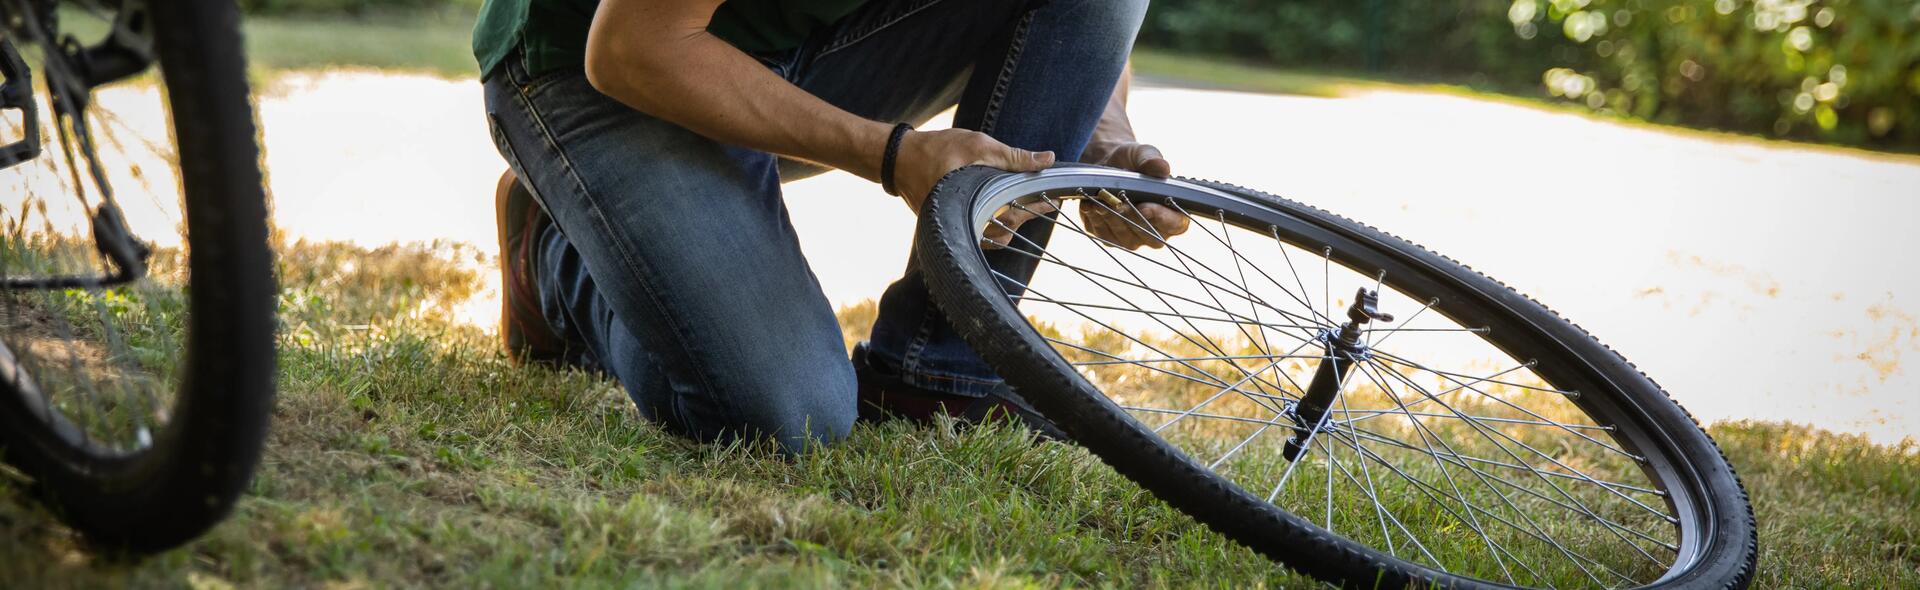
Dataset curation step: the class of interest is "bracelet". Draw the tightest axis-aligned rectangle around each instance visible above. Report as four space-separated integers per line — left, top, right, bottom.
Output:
880 122 912 197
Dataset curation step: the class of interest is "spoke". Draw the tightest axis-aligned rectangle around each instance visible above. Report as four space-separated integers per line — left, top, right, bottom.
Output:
1189 204 1296 404
1364 326 1489 334
1319 427 1548 585
1368 361 1669 500
1003 206 1296 401
1168 199 1338 330
1372 356 1650 474
1335 423 1676 543
1319 427 1635 586
1034 196 1292 399
1373 352 1582 398
1351 356 1636 461
1046 336 1238 391
1018 198 1324 332
1074 353 1326 367
1324 429 1335 532
1366 296 1438 350
79 285 156 442
1337 410 1615 434
1316 423 1441 564
1321 247 1332 336
1205 405 1290 471
1327 420 1619 585
1352 362 1516 583
992 269 1272 407
1150 355 1293 434
1338 421 1662 497
1266 404 1335 503
1333 362 1534 428
1270 225 1317 318
1013 292 1318 333
1367 361 1674 565
1122 405 1312 433
91 112 186 230
994 217 1308 393
1329 367 1403 558
1217 210 1275 347
1049 336 1311 413
33 253 112 447
1142 200 1301 374
1217 210 1302 416
988 232 1319 349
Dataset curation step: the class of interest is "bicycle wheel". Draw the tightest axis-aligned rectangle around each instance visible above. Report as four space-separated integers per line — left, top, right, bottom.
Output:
0 0 274 552
916 165 1755 588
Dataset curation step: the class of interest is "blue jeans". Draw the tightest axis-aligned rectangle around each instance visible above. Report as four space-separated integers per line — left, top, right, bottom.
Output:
483 0 1146 453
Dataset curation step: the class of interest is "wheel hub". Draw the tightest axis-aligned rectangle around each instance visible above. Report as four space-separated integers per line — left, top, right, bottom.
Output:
1283 287 1394 461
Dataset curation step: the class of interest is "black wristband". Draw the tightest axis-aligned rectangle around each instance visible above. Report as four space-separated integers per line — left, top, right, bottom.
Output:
880 122 912 197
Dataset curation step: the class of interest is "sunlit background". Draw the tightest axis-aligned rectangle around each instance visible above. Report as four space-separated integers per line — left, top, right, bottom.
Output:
212 1 1920 445
17 1 1906 440
0 1 1912 586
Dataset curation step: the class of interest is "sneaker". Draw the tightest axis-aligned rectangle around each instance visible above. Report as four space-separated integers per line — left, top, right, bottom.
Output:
852 342 1067 440
496 174 567 366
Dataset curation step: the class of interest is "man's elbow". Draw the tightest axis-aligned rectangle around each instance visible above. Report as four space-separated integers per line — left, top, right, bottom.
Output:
584 36 665 106
582 38 628 98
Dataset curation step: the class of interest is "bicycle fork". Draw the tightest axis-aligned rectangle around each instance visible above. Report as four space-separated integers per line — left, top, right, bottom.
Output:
1283 287 1395 462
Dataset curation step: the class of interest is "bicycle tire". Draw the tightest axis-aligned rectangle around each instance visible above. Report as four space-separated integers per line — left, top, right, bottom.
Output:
0 0 275 553
915 165 1755 588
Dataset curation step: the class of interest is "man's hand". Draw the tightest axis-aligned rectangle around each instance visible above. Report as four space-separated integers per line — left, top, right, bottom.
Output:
907 59 1188 252
1070 60 1190 251
1074 140 1186 250
977 188 1190 251
1082 188 1188 250
1081 140 1171 179
893 128 1055 213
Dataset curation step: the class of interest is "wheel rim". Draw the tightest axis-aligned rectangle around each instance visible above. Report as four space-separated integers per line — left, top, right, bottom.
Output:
957 168 1714 588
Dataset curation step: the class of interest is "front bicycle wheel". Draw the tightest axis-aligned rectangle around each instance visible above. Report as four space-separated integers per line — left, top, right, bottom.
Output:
916 165 1755 588
0 0 274 552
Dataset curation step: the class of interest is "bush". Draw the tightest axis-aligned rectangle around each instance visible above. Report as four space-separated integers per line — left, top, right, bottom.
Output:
1140 0 1920 151
1140 1 1560 81
238 0 480 17
1508 0 1918 149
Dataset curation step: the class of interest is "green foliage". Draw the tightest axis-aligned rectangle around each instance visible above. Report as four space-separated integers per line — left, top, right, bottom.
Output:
1142 0 1920 150
237 0 480 17
1140 1 1563 81
1509 0 1920 148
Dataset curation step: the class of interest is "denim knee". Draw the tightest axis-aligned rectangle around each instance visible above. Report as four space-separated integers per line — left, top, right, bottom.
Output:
730 361 858 454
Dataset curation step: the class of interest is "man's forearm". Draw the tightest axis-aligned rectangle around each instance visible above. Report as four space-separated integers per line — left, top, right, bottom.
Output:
585 0 890 181
1079 61 1170 179
1086 61 1138 155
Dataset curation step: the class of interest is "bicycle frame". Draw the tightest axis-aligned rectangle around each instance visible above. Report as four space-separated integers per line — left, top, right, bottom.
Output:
0 0 155 289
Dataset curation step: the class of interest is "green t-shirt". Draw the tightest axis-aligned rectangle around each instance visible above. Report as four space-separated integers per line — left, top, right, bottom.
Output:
473 0 869 80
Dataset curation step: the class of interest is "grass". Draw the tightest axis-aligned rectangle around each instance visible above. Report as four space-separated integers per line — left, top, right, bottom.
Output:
243 10 482 79
0 240 1913 588
0 10 1906 588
